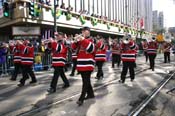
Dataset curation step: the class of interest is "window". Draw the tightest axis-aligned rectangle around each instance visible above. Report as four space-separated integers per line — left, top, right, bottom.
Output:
76 0 81 13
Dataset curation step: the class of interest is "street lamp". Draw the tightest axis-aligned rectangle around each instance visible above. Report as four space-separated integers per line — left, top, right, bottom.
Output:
54 0 58 34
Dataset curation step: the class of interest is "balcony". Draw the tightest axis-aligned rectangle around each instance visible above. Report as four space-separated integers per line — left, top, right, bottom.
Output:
0 0 150 37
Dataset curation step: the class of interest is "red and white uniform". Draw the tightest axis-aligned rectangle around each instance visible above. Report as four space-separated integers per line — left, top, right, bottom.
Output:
147 41 158 55
10 45 21 64
72 38 95 72
121 41 136 62
71 44 78 60
48 41 67 67
163 42 171 53
111 42 121 55
95 40 107 62
20 44 34 66
142 41 148 52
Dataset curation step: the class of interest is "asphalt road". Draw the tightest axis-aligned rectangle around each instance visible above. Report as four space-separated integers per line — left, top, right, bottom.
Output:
0 54 175 116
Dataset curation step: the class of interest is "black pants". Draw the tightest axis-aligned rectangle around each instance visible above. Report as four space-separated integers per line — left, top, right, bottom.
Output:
148 54 156 70
96 61 104 79
11 63 21 80
144 51 148 62
79 71 94 101
50 66 69 90
71 59 77 75
20 65 36 85
112 54 121 68
121 62 135 82
164 52 170 63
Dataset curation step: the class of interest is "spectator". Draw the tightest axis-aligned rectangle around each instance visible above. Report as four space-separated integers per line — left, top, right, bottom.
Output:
0 43 8 77
66 5 73 11
60 3 65 9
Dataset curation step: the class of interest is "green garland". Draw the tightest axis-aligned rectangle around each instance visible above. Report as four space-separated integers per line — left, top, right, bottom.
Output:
80 15 86 25
91 17 98 26
66 13 72 20
51 8 62 19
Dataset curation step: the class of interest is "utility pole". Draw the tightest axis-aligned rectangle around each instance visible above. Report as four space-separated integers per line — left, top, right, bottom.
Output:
54 0 57 33
136 0 139 38
125 0 127 25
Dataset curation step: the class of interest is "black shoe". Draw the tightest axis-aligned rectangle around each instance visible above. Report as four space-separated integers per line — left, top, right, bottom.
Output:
152 68 154 71
62 84 70 88
95 76 100 80
76 100 84 106
47 88 56 93
69 73 74 76
17 83 24 87
10 78 16 81
131 79 134 82
29 81 37 84
84 95 95 100
118 80 125 83
77 72 80 75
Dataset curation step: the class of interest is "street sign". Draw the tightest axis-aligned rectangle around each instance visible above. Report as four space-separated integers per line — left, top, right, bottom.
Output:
12 26 41 36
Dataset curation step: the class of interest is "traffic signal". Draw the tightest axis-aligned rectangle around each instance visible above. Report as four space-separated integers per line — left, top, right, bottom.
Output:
3 2 9 17
29 2 35 17
35 4 41 17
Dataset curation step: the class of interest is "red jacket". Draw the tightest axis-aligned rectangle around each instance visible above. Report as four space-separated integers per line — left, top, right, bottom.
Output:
95 40 107 62
20 44 34 66
142 42 148 52
72 38 95 72
147 41 158 55
10 45 21 64
163 42 171 53
111 42 121 55
48 41 67 67
71 43 78 60
121 41 136 62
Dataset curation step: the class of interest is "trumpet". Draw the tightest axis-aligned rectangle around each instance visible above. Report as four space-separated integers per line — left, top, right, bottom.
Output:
73 34 84 42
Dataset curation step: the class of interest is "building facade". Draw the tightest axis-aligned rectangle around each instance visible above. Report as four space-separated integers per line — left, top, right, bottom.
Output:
158 12 164 29
0 0 153 40
48 0 153 32
152 10 164 32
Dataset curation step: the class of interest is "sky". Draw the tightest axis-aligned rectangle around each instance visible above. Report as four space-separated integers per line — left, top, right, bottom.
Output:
153 0 175 27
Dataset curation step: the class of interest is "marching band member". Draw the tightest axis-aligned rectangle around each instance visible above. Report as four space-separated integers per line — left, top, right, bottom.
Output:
163 41 172 63
147 37 158 71
95 36 107 80
46 32 70 93
119 35 136 83
72 27 95 106
18 40 37 87
142 40 148 62
9 40 22 81
111 39 121 68
70 34 79 76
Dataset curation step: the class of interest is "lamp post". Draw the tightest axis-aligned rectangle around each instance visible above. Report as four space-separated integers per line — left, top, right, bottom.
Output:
136 0 139 39
54 0 57 33
125 0 127 25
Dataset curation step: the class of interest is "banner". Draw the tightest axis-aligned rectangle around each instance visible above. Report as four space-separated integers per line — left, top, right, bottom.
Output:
12 26 41 36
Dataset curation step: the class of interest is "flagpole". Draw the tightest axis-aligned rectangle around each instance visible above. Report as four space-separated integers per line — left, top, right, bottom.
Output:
136 0 138 39
54 0 57 34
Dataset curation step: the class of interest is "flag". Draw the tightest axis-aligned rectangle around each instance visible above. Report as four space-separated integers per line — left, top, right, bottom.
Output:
140 18 144 29
134 21 137 28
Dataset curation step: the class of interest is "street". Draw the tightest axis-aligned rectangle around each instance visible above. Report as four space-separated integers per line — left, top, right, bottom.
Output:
0 54 175 116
